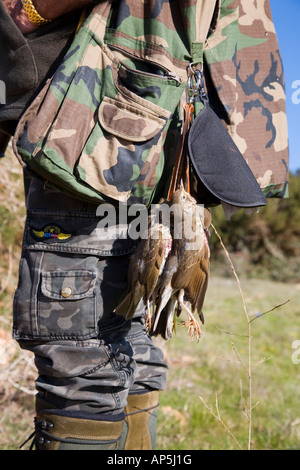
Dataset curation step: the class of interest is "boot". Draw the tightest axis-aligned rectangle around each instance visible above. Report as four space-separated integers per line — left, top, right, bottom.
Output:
30 397 124 450
119 390 159 450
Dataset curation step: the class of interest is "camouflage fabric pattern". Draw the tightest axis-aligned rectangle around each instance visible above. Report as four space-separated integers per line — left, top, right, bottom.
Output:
204 0 289 198
13 210 134 340
14 195 168 410
14 0 289 207
19 315 167 415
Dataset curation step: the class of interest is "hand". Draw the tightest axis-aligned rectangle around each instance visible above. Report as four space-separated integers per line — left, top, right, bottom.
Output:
3 0 39 34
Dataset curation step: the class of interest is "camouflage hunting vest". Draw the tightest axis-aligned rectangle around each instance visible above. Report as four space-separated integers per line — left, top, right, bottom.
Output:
13 0 289 207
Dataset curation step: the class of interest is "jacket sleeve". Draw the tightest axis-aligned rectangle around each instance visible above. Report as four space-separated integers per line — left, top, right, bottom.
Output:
204 0 289 198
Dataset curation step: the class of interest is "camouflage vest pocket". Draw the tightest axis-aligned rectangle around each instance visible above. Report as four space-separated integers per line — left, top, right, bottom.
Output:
76 96 169 203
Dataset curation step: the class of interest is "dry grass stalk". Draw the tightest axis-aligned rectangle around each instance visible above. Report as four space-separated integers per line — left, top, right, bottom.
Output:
199 393 242 450
209 223 253 450
199 223 290 450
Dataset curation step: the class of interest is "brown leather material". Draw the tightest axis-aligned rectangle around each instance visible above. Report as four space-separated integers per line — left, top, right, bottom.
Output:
123 391 159 450
35 398 124 450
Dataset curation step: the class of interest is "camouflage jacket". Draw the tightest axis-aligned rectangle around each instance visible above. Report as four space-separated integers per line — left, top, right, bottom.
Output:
13 0 288 207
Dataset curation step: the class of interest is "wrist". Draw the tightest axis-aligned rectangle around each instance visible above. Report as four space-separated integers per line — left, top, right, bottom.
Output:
31 1 94 21
30 0 55 20
3 0 40 33
21 0 52 25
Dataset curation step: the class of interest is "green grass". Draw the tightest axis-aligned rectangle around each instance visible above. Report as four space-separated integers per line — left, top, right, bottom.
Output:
156 276 300 450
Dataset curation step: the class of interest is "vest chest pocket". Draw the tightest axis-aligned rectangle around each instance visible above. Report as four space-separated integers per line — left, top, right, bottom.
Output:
76 95 169 205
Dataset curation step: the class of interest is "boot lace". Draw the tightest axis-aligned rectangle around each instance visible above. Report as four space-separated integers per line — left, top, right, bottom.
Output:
20 417 54 450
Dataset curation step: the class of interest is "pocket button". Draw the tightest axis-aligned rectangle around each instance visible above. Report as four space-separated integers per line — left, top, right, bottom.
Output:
61 286 72 298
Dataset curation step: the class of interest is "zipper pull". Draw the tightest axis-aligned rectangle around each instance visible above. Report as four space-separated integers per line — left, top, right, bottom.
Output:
165 71 183 84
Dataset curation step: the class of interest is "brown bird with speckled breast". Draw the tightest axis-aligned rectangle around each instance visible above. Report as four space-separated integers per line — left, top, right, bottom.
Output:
114 198 174 325
149 186 211 341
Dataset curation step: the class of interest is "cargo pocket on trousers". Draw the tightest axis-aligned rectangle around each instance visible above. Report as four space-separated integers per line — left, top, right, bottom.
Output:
12 209 135 341
38 269 97 339
13 251 98 341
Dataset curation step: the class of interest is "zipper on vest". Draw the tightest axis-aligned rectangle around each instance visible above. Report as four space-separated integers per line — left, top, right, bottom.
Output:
108 44 183 84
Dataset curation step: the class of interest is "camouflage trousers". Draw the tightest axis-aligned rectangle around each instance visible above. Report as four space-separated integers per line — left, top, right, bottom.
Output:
13 176 168 417
18 311 167 417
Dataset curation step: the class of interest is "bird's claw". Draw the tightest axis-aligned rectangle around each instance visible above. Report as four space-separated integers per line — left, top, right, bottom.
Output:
180 319 203 342
178 300 203 342
143 301 152 332
144 313 152 332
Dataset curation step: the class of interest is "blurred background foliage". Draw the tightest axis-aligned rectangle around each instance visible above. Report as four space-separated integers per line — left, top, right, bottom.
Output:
209 171 300 283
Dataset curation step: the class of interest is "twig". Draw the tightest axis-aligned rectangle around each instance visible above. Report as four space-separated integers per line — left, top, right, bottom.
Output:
7 377 36 395
254 356 272 368
203 223 290 450
249 300 290 323
211 224 249 323
199 393 242 450
215 325 248 338
216 357 242 366
211 223 252 450
239 379 247 418
232 343 249 376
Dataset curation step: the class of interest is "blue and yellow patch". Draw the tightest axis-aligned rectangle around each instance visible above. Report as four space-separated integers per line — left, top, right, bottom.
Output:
30 224 73 242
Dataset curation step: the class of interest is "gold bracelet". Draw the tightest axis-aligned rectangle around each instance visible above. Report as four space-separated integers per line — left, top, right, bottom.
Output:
21 0 52 26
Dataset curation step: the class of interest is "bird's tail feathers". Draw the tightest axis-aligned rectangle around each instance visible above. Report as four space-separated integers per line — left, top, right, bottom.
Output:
149 297 177 340
114 293 139 320
151 294 170 332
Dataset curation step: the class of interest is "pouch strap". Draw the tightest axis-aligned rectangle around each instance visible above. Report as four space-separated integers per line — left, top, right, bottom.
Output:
167 102 194 200
167 0 218 200
192 0 218 65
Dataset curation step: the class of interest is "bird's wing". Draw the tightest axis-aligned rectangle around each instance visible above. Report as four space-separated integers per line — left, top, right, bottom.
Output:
114 223 172 319
171 239 210 320
139 227 172 301
151 252 178 332
114 264 143 319
186 245 210 318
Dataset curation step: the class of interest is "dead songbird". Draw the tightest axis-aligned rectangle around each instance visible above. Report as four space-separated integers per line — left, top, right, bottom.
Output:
114 201 173 324
149 187 211 341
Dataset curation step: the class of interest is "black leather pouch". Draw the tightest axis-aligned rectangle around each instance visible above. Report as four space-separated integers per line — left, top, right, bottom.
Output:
188 104 267 208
